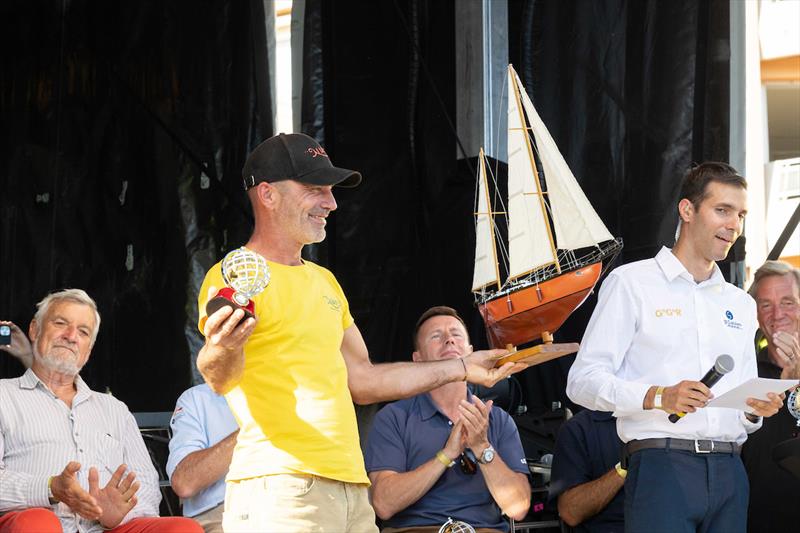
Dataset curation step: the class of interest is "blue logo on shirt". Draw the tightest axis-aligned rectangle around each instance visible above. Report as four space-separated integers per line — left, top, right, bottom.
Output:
723 310 742 330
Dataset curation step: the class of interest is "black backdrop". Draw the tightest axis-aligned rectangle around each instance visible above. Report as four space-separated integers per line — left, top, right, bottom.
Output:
1 0 731 416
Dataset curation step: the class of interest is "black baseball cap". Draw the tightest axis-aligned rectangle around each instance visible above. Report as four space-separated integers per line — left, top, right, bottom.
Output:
242 133 362 190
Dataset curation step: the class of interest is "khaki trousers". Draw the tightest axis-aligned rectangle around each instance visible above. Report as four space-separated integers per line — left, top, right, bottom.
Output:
192 504 223 533
222 474 378 533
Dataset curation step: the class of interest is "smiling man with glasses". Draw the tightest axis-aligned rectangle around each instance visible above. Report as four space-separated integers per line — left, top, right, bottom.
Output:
364 306 531 533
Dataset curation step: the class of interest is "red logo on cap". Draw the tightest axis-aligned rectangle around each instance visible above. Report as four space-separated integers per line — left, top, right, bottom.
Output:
307 147 329 159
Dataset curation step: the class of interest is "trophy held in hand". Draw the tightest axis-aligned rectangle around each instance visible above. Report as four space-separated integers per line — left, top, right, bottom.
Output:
206 247 270 321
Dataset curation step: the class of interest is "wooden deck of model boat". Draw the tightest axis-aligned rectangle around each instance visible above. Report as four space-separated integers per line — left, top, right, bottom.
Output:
478 261 602 348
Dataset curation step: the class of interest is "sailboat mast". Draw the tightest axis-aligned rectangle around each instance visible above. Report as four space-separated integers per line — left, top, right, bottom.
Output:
508 65 561 274
480 148 502 290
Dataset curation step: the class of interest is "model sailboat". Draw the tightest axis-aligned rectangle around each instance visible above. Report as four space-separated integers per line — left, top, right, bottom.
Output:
473 65 622 361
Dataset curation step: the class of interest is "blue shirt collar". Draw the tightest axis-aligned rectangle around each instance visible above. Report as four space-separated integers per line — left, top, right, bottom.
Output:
418 385 474 421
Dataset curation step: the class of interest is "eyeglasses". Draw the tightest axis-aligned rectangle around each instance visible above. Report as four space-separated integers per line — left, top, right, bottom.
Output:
459 450 477 475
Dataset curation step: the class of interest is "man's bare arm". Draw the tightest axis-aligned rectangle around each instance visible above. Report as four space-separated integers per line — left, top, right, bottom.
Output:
341 325 526 405
557 468 624 527
170 430 238 499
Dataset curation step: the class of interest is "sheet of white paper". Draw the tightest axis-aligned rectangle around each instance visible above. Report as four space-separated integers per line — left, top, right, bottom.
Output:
707 378 799 410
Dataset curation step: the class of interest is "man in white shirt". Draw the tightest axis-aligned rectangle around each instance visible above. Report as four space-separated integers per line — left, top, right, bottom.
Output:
566 162 784 533
0 289 201 533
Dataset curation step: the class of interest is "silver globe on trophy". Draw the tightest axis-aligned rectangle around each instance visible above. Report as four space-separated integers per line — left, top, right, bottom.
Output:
205 247 270 320
438 517 475 533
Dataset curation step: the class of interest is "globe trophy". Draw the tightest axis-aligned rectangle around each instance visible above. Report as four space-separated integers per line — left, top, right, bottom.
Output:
438 517 475 533
205 247 270 320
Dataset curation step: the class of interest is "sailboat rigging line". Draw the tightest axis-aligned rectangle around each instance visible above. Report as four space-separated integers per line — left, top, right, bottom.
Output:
484 162 511 271
390 0 474 177
478 149 501 289
490 73 509 174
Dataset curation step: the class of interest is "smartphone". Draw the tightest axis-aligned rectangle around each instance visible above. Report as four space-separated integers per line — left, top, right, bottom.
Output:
0 325 11 346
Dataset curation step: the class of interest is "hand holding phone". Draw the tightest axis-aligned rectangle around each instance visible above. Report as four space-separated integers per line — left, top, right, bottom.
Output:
0 324 11 346
0 322 34 368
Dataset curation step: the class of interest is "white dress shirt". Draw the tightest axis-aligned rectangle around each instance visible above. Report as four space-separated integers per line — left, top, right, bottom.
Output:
567 247 761 444
0 369 161 533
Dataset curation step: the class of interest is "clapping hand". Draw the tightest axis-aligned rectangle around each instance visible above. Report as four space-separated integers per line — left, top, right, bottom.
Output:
49 462 102 520
89 465 140 529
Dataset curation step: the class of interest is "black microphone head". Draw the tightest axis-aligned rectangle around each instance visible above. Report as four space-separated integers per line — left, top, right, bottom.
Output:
714 354 735 375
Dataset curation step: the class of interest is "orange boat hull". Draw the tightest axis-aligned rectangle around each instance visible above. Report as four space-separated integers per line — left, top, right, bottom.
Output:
478 262 602 348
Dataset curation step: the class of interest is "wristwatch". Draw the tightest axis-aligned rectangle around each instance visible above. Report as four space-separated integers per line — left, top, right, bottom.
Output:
477 445 496 465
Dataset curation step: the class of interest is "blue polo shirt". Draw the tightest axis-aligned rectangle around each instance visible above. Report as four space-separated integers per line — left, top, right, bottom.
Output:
364 390 529 531
549 410 624 533
166 384 238 517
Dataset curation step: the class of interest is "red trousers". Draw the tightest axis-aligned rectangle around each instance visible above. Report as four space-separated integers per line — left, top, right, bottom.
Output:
0 508 202 533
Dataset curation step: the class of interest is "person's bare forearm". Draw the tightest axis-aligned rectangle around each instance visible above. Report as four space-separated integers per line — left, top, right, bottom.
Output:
558 468 624 527
369 459 450 520
197 343 245 395
171 430 238 499
348 359 465 404
478 458 531 520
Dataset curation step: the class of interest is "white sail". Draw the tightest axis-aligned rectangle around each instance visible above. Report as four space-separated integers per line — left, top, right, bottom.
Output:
507 69 558 280
472 150 501 291
512 68 614 249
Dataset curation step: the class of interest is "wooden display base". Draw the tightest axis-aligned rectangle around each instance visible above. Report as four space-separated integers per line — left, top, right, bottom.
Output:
494 338 579 368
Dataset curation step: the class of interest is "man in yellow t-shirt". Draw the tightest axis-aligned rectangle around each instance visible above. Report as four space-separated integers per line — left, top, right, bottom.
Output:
197 133 529 533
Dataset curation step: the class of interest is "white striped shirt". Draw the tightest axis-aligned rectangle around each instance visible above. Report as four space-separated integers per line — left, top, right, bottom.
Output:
0 369 161 533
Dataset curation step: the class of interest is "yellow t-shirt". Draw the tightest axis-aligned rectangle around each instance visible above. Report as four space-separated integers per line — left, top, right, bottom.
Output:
198 258 368 484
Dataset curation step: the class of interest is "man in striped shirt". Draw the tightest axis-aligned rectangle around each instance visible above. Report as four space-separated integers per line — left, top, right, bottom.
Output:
0 289 200 533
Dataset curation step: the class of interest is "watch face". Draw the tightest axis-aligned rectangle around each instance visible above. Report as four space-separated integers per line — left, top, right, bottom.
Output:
482 447 495 463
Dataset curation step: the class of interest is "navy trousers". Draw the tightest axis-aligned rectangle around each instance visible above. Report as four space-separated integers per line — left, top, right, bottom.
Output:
624 448 749 533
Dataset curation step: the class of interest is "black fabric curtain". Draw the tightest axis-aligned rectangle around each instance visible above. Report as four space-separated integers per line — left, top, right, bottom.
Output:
0 0 273 410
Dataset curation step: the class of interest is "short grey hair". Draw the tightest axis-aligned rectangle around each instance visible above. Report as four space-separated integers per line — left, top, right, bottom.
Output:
749 261 800 299
34 289 101 344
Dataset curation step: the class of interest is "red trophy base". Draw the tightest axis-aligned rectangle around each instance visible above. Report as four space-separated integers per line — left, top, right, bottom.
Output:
205 287 255 320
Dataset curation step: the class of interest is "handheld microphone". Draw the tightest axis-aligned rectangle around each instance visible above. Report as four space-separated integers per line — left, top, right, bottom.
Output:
668 354 735 423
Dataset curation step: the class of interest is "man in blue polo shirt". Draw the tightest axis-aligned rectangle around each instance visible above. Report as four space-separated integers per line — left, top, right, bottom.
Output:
167 384 238 533
549 410 624 532
364 306 530 532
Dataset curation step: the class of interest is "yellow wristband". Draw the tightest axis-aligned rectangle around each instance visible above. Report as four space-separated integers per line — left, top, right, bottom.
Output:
654 386 665 410
436 450 455 468
615 462 627 479
47 476 58 504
